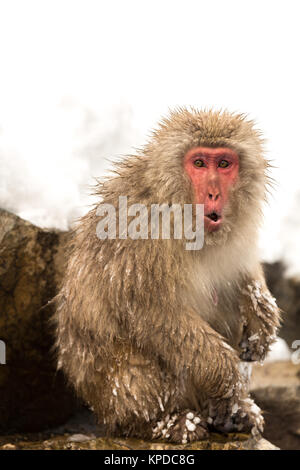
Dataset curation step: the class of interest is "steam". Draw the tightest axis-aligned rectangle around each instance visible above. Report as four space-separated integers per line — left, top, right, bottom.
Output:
0 0 300 275
0 100 140 230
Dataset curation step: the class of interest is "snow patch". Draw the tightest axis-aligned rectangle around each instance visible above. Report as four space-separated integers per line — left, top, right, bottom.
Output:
265 337 291 363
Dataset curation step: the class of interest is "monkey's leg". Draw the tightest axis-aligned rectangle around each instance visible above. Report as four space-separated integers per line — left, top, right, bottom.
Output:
128 318 265 437
128 298 267 437
238 272 281 362
55 323 210 442
88 346 209 443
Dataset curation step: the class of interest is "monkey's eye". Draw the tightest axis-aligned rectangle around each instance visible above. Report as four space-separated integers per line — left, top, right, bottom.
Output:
194 159 205 168
218 160 230 168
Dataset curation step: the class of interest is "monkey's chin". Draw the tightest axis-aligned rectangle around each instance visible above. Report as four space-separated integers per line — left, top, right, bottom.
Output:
204 220 230 246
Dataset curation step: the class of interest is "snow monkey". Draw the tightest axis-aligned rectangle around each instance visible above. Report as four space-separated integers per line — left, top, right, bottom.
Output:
54 108 281 443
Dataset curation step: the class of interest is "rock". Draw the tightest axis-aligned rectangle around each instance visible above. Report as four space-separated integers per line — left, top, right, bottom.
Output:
252 385 300 450
264 262 300 349
248 437 279 450
251 361 300 450
67 433 96 443
0 432 277 450
0 209 78 432
251 360 300 390
1 443 17 450
0 404 278 449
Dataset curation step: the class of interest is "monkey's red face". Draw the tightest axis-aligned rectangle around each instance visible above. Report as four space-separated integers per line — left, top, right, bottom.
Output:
184 147 239 232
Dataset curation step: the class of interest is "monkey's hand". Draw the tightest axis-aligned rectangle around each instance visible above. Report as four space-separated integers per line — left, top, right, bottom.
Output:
238 280 280 362
207 394 264 436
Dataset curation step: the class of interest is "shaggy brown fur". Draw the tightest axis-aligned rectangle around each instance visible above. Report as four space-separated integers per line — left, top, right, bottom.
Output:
54 108 281 443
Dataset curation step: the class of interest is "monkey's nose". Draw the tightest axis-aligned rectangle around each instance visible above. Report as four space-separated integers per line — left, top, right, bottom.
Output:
208 192 220 201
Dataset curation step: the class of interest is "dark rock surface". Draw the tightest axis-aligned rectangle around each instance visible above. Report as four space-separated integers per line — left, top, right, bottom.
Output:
264 262 300 349
0 209 78 432
0 424 278 450
251 361 300 450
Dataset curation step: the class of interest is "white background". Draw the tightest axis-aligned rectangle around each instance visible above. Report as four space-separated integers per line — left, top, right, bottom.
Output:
0 0 300 274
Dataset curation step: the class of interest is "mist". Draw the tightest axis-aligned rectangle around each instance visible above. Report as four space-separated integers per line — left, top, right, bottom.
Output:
0 0 300 274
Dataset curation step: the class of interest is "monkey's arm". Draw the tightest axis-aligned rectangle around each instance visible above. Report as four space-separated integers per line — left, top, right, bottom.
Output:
238 265 281 362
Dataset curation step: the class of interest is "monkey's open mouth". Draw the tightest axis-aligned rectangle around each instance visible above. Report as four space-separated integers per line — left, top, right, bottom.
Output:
205 212 220 222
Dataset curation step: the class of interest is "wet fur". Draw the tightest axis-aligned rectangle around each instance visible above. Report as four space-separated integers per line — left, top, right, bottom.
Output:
53 108 280 441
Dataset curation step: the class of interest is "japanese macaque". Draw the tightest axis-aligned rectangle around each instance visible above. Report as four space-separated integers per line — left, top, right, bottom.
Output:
54 108 281 443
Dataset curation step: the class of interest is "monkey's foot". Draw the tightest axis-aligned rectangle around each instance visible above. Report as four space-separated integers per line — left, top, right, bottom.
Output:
207 396 264 436
152 411 209 444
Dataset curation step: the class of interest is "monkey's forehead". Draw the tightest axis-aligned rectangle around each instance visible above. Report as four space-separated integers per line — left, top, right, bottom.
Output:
151 108 262 150
184 146 239 159
142 108 266 180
